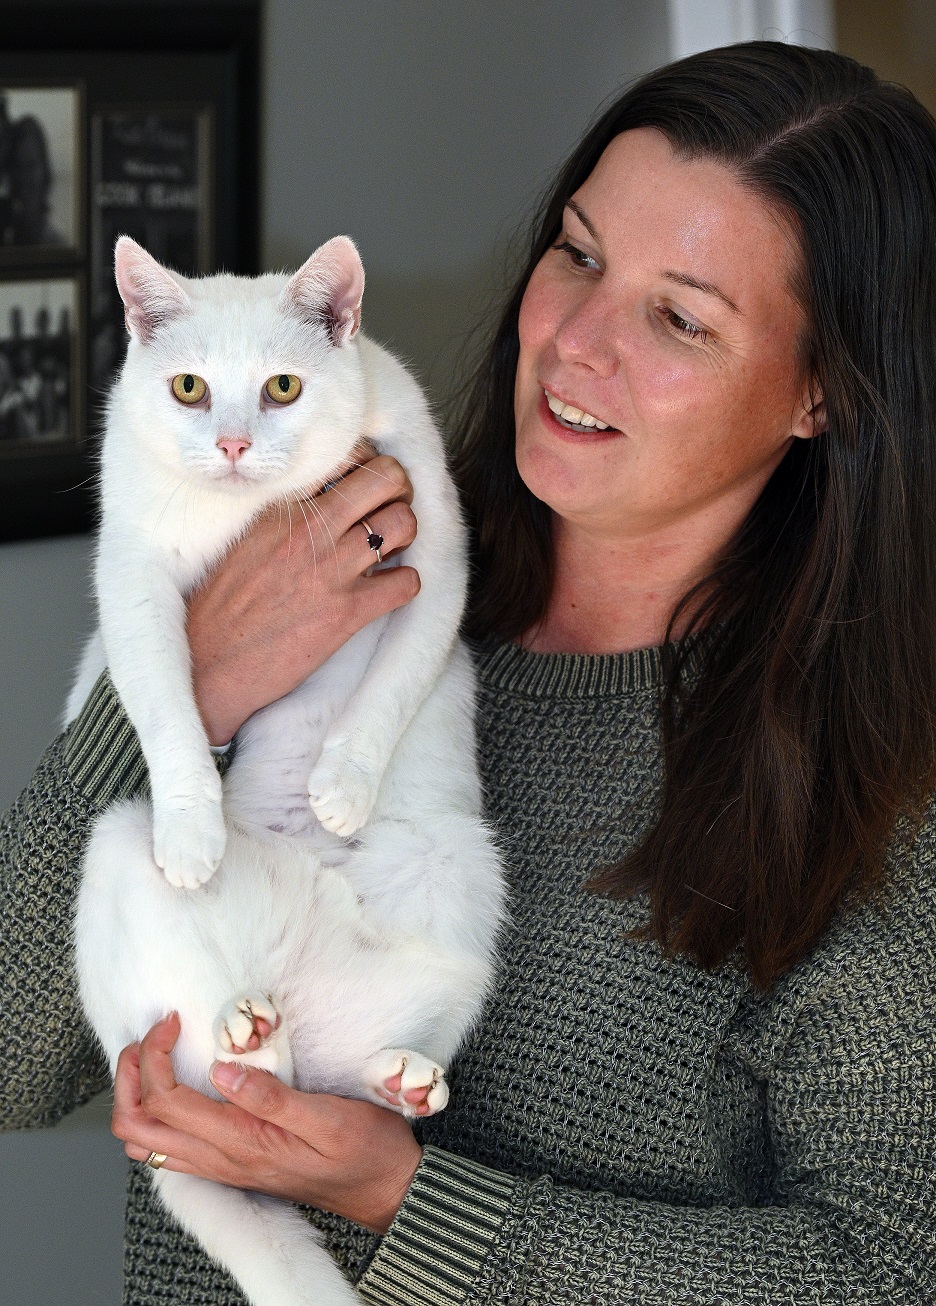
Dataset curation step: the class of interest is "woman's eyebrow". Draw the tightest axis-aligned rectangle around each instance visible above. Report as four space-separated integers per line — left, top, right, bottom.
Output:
566 199 741 316
663 269 741 315
565 199 600 241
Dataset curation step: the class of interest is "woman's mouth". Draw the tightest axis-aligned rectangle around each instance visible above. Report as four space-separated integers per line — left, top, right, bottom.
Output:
543 390 619 435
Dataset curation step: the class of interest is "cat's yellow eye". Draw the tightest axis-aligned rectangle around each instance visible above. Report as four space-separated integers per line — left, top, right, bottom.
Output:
265 374 302 404
171 373 208 404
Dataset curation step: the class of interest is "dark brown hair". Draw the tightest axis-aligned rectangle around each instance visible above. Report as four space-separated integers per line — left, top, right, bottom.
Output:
450 42 936 989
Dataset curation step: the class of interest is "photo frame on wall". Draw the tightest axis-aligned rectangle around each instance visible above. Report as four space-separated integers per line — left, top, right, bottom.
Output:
0 1 260 543
0 81 83 264
89 103 213 395
0 273 81 453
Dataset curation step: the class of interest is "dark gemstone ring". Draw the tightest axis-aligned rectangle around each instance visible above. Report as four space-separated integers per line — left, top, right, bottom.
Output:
359 518 384 564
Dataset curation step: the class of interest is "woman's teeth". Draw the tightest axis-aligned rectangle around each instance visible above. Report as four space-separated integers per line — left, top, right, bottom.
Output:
544 390 612 431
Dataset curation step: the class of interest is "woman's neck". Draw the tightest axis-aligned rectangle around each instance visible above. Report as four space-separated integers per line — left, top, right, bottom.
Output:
519 514 719 655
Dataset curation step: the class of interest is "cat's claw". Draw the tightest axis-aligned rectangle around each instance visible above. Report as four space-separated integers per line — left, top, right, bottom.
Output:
364 1048 449 1118
308 752 380 837
214 992 282 1056
154 800 227 890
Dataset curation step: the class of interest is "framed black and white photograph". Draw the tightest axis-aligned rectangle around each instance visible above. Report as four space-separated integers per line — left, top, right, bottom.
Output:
90 103 212 394
0 83 81 262
0 274 78 452
0 0 260 543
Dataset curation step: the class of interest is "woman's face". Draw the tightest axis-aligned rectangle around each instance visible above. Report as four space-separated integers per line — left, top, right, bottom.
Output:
514 128 820 545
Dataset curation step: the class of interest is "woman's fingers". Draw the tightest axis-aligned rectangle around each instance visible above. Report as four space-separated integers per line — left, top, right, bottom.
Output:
113 1015 282 1183
333 453 415 512
342 499 418 573
311 455 414 535
111 1025 225 1176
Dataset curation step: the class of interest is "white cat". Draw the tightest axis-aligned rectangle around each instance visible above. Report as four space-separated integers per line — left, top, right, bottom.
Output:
69 236 504 1306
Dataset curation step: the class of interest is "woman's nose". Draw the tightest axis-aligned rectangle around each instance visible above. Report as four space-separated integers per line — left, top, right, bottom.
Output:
552 290 622 378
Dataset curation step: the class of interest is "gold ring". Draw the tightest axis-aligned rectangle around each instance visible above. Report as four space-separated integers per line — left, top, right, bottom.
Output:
145 1151 168 1170
359 517 383 565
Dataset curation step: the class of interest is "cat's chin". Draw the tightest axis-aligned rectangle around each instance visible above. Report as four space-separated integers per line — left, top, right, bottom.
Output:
197 464 276 492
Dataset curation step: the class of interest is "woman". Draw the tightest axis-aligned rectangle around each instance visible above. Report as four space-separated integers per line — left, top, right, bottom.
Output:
2 41 934 1305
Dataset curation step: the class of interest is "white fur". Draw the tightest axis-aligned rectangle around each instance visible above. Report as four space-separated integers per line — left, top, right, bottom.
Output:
72 237 505 1306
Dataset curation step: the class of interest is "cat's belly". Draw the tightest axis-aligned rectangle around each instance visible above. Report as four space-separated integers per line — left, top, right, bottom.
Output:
78 799 477 1101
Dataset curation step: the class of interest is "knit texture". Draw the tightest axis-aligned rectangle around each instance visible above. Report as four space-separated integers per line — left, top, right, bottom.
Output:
1 649 934 1303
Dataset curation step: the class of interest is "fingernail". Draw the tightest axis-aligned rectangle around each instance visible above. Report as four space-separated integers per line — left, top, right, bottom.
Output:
210 1061 247 1093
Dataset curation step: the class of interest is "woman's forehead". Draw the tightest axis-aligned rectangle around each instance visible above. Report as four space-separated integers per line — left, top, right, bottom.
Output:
572 128 803 317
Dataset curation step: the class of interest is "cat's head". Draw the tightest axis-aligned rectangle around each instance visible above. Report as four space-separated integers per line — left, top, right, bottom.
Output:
111 235 369 496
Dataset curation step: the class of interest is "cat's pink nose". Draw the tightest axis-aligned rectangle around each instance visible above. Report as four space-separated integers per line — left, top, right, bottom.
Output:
217 438 251 462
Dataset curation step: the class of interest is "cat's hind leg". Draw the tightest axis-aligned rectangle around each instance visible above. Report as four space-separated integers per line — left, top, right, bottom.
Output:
363 1047 449 1117
213 990 294 1083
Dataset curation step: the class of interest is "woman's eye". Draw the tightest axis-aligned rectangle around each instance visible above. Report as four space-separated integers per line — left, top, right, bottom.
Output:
552 239 600 272
660 307 708 344
170 373 208 404
264 374 302 404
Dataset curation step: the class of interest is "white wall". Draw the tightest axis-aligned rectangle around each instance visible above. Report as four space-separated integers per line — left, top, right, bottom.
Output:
1 4 670 1302
667 0 835 59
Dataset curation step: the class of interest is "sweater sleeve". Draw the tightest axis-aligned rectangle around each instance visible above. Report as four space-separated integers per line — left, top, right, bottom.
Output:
357 859 936 1306
0 671 147 1130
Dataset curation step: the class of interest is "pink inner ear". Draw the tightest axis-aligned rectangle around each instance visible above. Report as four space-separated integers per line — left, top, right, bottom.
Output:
284 236 365 345
113 236 191 344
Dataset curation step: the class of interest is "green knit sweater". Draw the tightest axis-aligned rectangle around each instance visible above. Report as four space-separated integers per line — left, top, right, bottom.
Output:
1 639 934 1304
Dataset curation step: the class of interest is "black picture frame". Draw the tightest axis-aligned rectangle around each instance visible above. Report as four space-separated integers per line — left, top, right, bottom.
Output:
0 79 84 266
0 271 83 456
0 0 261 544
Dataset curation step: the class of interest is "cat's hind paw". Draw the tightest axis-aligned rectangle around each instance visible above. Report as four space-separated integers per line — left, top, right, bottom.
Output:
308 751 380 837
363 1048 449 1118
214 992 282 1056
154 798 227 890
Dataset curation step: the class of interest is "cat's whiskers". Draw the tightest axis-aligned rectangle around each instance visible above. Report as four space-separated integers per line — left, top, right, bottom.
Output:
280 492 305 573
149 475 188 548
290 493 320 575
298 489 343 576
274 495 295 568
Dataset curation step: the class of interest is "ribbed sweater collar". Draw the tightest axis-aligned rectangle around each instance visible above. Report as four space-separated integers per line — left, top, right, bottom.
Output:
474 633 708 699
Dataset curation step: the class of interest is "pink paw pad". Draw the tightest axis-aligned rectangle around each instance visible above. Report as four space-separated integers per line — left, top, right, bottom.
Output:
214 992 282 1056
365 1048 449 1117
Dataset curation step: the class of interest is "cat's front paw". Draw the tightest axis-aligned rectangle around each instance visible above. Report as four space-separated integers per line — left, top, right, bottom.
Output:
308 751 380 837
153 799 227 890
363 1048 449 1118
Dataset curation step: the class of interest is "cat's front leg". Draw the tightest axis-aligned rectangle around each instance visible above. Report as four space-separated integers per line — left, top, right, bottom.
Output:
97 531 226 888
151 761 227 889
308 400 467 838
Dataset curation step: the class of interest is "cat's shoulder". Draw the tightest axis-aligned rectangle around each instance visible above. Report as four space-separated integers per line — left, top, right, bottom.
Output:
355 334 437 435
356 334 421 401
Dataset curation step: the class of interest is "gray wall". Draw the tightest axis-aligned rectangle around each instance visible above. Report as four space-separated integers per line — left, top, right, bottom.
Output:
0 3 669 1301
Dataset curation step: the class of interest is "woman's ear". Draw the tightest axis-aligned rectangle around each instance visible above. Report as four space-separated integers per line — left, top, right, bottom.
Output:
792 379 827 439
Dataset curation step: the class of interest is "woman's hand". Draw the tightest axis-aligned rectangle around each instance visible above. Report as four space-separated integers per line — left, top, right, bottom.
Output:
112 1013 424 1235
188 448 420 745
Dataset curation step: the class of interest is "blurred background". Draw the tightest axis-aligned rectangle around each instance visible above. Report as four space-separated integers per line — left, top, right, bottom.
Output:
1 0 930 1299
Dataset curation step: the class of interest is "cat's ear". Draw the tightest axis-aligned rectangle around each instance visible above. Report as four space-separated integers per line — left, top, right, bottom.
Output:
282 236 364 346
114 236 191 344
